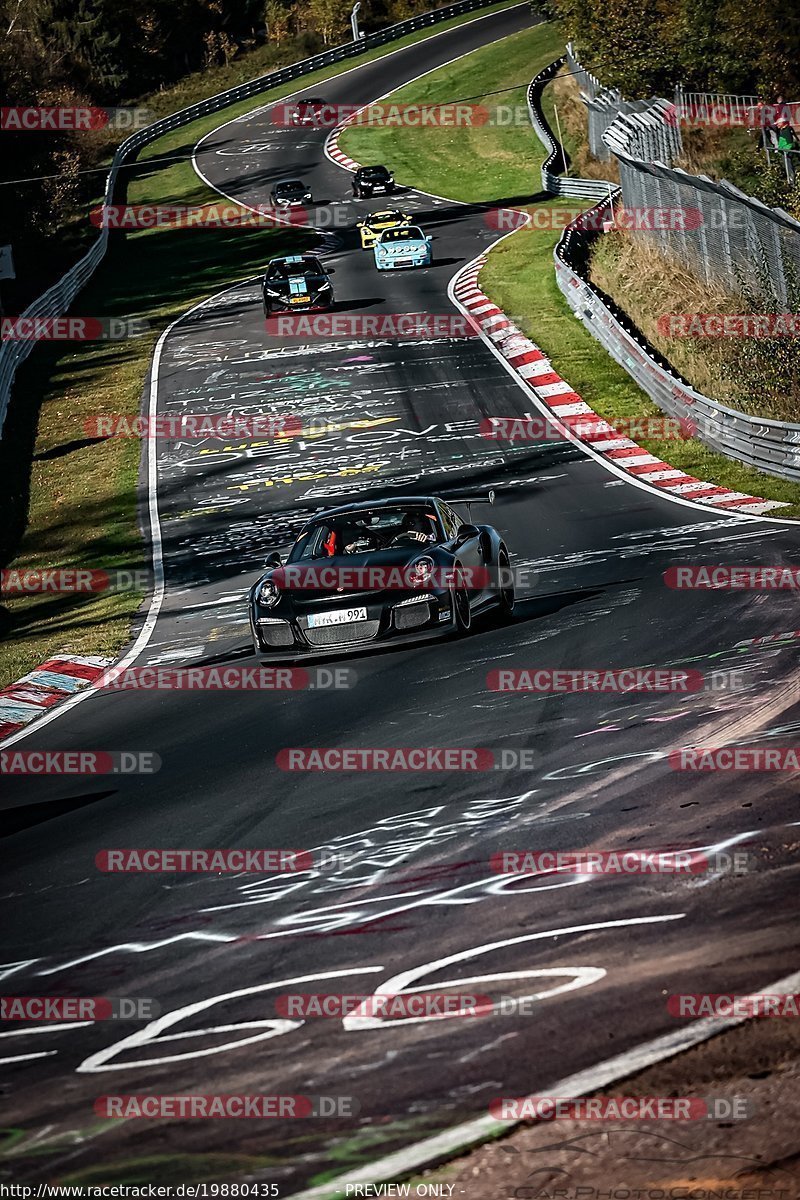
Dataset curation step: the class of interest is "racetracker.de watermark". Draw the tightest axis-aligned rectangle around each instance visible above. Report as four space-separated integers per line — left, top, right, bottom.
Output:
668 100 800 128
1 568 150 595
668 993 800 1017
669 747 800 770
96 1094 358 1118
276 747 539 771
487 668 703 693
488 1096 752 1120
658 313 800 337
0 318 148 341
267 314 480 339
274 993 491 1018
96 848 313 872
485 205 703 233
83 413 301 438
480 416 696 442
98 666 355 690
95 848 358 873
664 566 800 589
91 203 309 228
267 563 535 592
488 849 752 876
1 106 151 131
275 102 545 127
0 995 158 1020
0 751 159 775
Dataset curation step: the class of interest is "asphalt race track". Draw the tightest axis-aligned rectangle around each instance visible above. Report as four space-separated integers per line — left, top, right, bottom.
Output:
2 4 800 1188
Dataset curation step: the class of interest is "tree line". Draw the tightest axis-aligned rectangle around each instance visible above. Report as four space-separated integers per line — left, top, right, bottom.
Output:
543 0 800 99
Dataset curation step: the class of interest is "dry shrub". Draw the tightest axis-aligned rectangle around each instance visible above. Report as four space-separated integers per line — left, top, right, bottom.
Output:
589 225 800 420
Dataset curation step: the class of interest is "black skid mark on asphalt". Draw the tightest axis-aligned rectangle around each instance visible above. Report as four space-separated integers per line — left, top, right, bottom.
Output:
679 801 700 808
1 791 116 837
512 586 606 624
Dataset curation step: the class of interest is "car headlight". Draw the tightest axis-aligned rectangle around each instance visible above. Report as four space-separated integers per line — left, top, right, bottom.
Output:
257 579 281 607
406 556 434 588
317 281 331 290
264 287 281 297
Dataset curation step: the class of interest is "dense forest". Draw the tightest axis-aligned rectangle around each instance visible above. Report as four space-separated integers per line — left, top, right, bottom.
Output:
544 0 800 99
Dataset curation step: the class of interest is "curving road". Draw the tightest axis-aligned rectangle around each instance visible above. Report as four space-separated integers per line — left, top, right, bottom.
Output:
2 4 800 1189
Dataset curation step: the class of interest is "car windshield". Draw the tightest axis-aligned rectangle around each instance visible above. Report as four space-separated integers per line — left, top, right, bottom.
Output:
380 227 423 242
267 258 323 279
298 99 325 107
276 181 304 193
361 167 390 179
289 506 441 561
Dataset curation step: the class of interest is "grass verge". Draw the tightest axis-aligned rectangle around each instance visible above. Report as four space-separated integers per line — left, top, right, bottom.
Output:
339 25 800 516
0 1 524 691
340 21 565 201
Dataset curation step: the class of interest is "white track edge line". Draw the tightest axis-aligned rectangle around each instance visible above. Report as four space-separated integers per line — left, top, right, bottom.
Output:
286 965 800 1199
0 276 263 748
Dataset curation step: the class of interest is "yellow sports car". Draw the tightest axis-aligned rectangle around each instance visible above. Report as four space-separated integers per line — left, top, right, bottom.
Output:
356 209 412 249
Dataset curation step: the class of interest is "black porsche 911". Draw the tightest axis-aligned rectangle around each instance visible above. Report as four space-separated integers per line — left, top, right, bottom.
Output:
262 254 335 315
248 494 514 657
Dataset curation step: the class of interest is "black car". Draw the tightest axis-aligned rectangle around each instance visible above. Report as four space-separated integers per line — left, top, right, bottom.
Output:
352 165 395 198
249 494 514 657
290 97 333 126
270 179 312 207
262 254 335 315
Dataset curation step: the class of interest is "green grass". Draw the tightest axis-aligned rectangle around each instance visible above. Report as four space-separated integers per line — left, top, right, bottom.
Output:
481 229 800 515
1 2 525 691
340 26 800 517
340 22 565 200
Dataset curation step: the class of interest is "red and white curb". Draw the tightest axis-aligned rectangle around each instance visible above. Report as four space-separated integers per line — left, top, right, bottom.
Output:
453 256 786 516
0 655 112 744
326 119 361 172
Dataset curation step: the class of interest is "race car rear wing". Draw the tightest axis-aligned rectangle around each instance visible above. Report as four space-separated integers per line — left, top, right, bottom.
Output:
444 488 495 506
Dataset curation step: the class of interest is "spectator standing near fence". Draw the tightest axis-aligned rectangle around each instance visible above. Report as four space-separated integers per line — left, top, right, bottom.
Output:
776 117 798 181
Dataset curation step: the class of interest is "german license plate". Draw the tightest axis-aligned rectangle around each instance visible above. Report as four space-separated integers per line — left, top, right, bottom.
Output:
307 607 367 628
290 296 309 304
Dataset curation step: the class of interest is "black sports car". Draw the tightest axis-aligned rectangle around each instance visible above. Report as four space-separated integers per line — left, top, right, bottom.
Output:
352 165 395 198
270 179 312 206
262 254 335 315
249 494 514 657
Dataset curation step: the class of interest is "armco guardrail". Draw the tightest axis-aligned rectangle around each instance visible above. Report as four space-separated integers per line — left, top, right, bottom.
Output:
527 59 613 200
553 196 800 483
0 0 508 437
527 49 800 482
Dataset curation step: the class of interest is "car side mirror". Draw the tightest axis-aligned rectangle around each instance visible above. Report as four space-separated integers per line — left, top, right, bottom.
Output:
454 523 479 545
327 267 336 274
264 552 282 568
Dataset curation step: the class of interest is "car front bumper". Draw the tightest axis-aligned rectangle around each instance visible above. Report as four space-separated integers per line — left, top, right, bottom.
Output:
264 295 333 313
374 253 430 270
250 594 455 658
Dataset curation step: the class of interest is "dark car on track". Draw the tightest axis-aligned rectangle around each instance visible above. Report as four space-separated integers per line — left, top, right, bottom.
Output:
249 494 514 657
289 97 332 126
269 179 312 206
352 164 395 198
262 254 335 315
